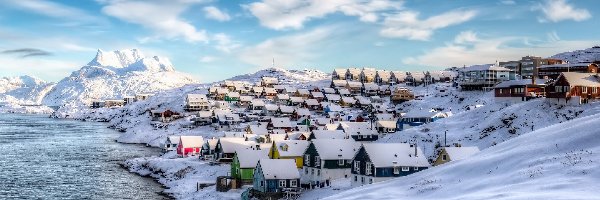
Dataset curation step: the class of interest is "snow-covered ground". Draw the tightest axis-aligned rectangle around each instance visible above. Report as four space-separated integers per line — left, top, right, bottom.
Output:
322 111 600 200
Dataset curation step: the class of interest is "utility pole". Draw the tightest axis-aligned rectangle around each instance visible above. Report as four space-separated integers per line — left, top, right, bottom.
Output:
444 130 447 147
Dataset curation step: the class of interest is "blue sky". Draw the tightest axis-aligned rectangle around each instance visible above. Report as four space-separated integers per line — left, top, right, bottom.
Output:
0 0 598 82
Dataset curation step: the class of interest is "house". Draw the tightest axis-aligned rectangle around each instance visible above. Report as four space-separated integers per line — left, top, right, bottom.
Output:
303 99 321 111
231 149 269 184
264 88 277 99
332 69 347 80
246 123 269 135
433 146 480 166
269 140 310 168
91 101 105 108
238 96 253 108
391 87 414 104
494 79 548 103
163 135 180 152
351 143 430 186
362 82 379 96
123 96 135 105
135 93 153 101
225 92 241 102
301 139 359 187
216 113 242 131
322 88 337 94
252 159 300 197
331 80 347 88
252 87 264 97
458 63 514 91
323 103 342 114
307 130 346 141
375 70 391 85
201 138 218 160
151 110 181 123
215 137 257 162
261 77 279 87
263 104 279 116
268 117 293 132
346 68 362 81
293 108 311 121
310 91 324 101
276 94 290 105
295 89 311 98
390 71 406 84
185 94 209 111
338 122 378 142
277 105 295 117
177 136 204 157
405 72 425 86
324 94 341 103
288 97 305 106
354 96 372 108
215 88 230 100
359 68 376 83
545 72 600 104
378 85 391 96
538 63 598 80
191 111 212 126
340 97 356 107
398 110 448 130
375 120 397 133
338 88 351 97
104 99 125 107
249 99 265 112
345 81 362 94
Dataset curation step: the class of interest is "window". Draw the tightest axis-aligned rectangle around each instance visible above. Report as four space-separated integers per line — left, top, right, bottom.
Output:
311 169 314 175
555 86 562 93
366 162 372 175
593 87 598 94
582 87 588 93
354 161 360 173
305 168 309 174
393 167 399 174
338 159 344 166
361 177 365 183
304 155 310 165
442 154 447 161
290 180 297 187
260 181 264 187
564 86 570 93
354 175 358 182
414 167 419 171
279 180 286 187
315 156 320 167
402 166 410 171
317 170 321 176
369 178 373 184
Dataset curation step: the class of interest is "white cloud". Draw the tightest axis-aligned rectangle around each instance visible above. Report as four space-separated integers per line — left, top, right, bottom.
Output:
212 33 242 53
203 6 231 22
3 0 106 25
403 31 595 67
199 56 216 63
101 0 209 43
380 9 477 41
245 0 402 30
500 0 516 5
0 56 80 81
239 27 332 67
534 0 591 22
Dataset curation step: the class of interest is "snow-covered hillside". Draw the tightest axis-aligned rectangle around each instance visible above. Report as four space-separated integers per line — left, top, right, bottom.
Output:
550 46 600 63
0 75 55 105
228 67 330 86
41 49 198 106
324 112 600 200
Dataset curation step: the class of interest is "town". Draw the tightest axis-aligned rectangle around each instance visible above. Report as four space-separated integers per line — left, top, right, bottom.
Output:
87 50 600 200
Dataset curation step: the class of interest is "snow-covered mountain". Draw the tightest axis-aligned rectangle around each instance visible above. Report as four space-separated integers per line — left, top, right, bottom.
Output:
550 46 600 63
228 67 330 86
324 112 600 200
0 75 56 105
41 49 198 106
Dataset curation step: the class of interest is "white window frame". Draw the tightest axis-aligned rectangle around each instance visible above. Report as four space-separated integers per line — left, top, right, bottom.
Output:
305 168 309 174
304 154 310 165
402 166 410 172
315 156 320 167
365 162 372 175
279 180 286 187
354 161 360 173
414 167 419 170
582 86 588 93
338 159 344 166
393 166 399 174
290 180 297 187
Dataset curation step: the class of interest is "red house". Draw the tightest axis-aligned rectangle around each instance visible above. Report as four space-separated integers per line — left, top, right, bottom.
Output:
177 136 204 157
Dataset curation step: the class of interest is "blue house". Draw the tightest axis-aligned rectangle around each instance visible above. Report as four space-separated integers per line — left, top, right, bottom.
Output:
337 122 379 142
252 159 300 197
351 143 430 186
398 110 448 131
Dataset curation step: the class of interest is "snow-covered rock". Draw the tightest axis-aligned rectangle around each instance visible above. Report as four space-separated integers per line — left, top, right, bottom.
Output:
42 49 198 106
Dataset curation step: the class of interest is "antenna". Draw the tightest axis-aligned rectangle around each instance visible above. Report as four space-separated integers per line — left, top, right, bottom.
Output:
272 57 275 68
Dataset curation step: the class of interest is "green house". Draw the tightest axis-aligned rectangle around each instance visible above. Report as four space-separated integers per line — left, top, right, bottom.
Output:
231 149 269 184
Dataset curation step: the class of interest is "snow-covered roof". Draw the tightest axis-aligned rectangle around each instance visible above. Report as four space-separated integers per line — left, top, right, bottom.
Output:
269 133 288 142
304 99 320 106
271 117 292 128
332 80 347 87
167 135 180 144
251 99 265 106
264 88 277 94
538 62 595 69
346 81 362 88
311 91 324 98
248 124 268 135
227 92 240 98
264 104 278 111
258 159 300 179
223 132 245 138
186 94 207 103
311 130 346 140
297 89 310 95
295 108 311 116
326 94 341 101
355 96 371 104
180 136 204 148
325 104 343 112
494 79 548 88
362 143 430 168
284 86 297 93
290 96 304 103
311 139 360 160
323 88 337 94
376 120 397 129
560 72 600 87
197 111 212 118
276 94 290 100
274 140 310 157
236 149 269 168
252 87 264 93
342 97 356 104
219 137 256 153
338 88 351 95
239 95 253 102
376 113 395 121
278 105 295 113
363 82 379 90
444 146 480 161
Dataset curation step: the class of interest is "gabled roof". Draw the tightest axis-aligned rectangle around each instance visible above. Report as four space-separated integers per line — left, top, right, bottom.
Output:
264 88 277 94
444 146 480 161
236 149 270 168
362 143 430 168
304 99 320 106
252 87 264 92
297 89 310 95
295 108 311 116
278 105 295 113
323 88 337 94
376 120 397 129
187 94 208 103
274 140 310 157
311 139 360 160
204 138 218 150
559 72 600 87
227 92 240 98
248 124 268 135
311 91 324 98
325 94 341 101
180 136 204 148
341 97 356 104
167 136 181 144
376 113 395 121
289 96 304 103
251 99 265 106
363 82 379 90
197 111 212 118
346 81 362 88
239 96 253 102
332 80 347 87
258 159 300 179
264 104 279 111
268 133 288 142
276 94 290 100
219 137 256 153
337 88 350 95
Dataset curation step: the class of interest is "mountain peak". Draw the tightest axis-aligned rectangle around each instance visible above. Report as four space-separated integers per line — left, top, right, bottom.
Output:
85 49 174 73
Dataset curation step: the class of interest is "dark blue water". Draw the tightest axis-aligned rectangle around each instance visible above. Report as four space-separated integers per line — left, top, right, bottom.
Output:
0 114 168 199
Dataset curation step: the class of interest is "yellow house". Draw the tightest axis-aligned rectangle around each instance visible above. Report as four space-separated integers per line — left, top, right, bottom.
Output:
433 146 480 166
269 140 310 168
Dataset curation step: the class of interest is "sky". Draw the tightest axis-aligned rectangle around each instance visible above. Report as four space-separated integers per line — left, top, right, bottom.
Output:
0 0 598 83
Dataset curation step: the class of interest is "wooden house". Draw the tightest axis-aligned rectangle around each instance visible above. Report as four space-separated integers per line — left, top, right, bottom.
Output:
303 99 321 110
301 139 359 187
231 149 269 184
275 94 290 105
545 72 600 104
201 137 218 160
191 111 212 126
494 79 547 103
332 69 347 80
269 140 310 168
264 88 277 99
331 80 347 88
252 159 300 197
252 87 264 97
362 82 379 96
310 91 324 101
324 94 341 103
261 77 279 87
338 122 378 142
345 81 362 94
238 96 253 108
162 135 180 152
398 110 448 131
359 68 376 83
307 130 347 141
123 96 135 105
151 110 181 123
177 136 204 157
277 105 295 117
268 117 293 133
433 146 480 166
538 63 598 80
135 93 153 101
215 137 258 162
340 97 357 107
263 104 279 116
390 71 406 84
375 120 397 133
375 70 391 85
249 99 265 112
185 94 209 111
351 143 430 186
391 87 414 104
346 68 362 81
295 89 311 98
288 97 304 106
